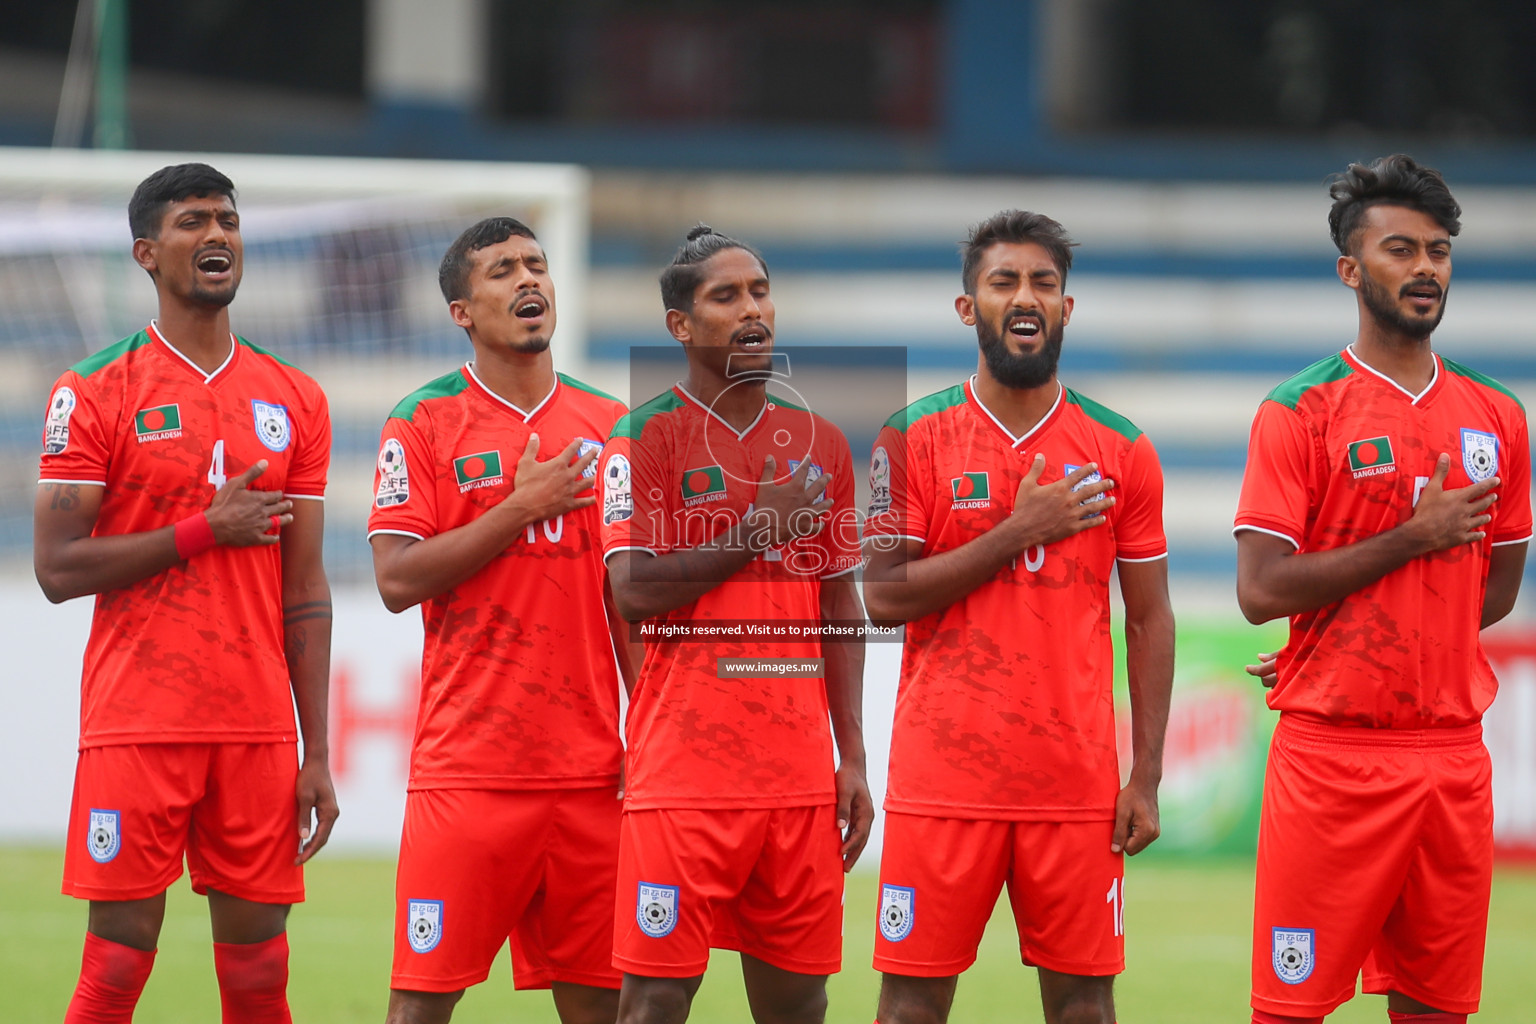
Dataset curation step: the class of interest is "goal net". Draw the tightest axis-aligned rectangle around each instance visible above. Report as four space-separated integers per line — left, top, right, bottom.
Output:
0 146 590 581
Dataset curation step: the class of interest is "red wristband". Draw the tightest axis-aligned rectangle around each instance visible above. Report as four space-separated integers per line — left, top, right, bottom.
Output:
174 512 217 560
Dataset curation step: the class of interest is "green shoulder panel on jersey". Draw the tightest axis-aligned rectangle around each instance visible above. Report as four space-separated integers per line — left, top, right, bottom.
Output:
1064 388 1143 442
557 372 623 405
69 330 153 378
884 383 968 432
390 369 470 421
1442 356 1526 410
611 391 686 440
236 336 301 370
1264 353 1353 410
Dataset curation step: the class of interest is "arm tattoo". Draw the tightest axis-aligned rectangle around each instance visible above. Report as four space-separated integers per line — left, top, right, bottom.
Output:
46 483 80 512
283 600 333 627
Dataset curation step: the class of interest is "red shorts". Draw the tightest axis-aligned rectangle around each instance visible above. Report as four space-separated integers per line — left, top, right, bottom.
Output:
613 805 844 978
1251 716 1493 1017
874 813 1125 978
391 787 622 993
63 743 303 904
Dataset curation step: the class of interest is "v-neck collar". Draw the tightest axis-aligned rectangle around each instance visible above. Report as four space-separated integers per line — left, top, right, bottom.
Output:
673 382 770 441
965 375 1065 448
149 320 236 384
465 362 559 422
1344 345 1441 406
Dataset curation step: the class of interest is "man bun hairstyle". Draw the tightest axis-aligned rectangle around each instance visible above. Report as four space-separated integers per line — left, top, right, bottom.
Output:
961 210 1076 294
128 163 236 241
1327 154 1461 256
438 216 539 302
659 224 768 312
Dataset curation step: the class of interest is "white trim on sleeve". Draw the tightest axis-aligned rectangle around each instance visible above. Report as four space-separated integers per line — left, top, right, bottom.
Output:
1492 534 1533 547
604 546 659 562
1232 524 1301 550
285 493 325 501
1116 552 1169 563
366 528 426 541
864 533 927 545
38 478 106 486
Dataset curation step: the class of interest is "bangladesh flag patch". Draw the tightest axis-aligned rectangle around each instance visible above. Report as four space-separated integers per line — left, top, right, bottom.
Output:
951 471 991 507
134 403 182 442
1347 436 1395 477
454 450 503 489
681 465 727 505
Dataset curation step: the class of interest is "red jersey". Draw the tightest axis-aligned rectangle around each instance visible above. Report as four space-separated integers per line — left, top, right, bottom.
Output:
598 385 862 810
866 377 1167 820
38 322 330 748
367 365 627 790
1234 347 1532 728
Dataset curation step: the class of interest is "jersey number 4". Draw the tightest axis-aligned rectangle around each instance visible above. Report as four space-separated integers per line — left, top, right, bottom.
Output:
207 440 227 489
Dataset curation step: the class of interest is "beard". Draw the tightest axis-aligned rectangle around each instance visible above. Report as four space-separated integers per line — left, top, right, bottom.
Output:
977 311 1064 389
1360 266 1447 339
507 333 551 354
185 279 238 308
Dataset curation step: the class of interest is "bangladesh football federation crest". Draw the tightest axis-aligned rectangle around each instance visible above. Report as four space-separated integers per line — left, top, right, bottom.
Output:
788 459 823 483
375 438 409 507
604 454 633 524
636 882 678 938
578 438 604 479
407 899 444 953
1461 428 1499 483
868 445 892 516
1272 927 1315 984
87 809 120 864
251 400 291 452
44 385 76 454
879 884 914 942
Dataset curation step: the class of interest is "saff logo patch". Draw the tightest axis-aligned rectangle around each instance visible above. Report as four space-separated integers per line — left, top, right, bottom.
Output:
375 438 409 508
869 445 892 516
1461 428 1499 483
44 386 76 454
879 884 914 942
636 882 678 938
87 809 120 864
252 400 291 452
603 454 634 524
951 471 991 509
1347 436 1394 478
407 899 443 953
1272 927 1315 984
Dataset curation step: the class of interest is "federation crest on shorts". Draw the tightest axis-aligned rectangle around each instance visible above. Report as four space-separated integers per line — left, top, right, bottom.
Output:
375 438 409 507
87 809 120 864
879 884 914 942
407 899 444 953
44 386 76 454
578 438 604 479
636 882 678 938
1461 428 1499 483
251 400 292 452
1272 927 1314 984
604 454 634 524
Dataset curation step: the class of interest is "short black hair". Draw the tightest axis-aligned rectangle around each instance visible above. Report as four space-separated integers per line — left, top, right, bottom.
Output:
128 163 236 241
1327 154 1461 255
961 210 1076 294
659 224 768 313
438 216 539 302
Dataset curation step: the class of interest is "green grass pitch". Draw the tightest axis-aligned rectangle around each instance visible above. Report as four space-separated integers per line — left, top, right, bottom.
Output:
3 847 1532 1022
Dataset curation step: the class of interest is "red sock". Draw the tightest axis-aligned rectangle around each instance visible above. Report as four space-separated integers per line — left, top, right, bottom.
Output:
64 932 156 1024
1387 1012 1466 1024
213 932 292 1024
1252 1012 1324 1024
